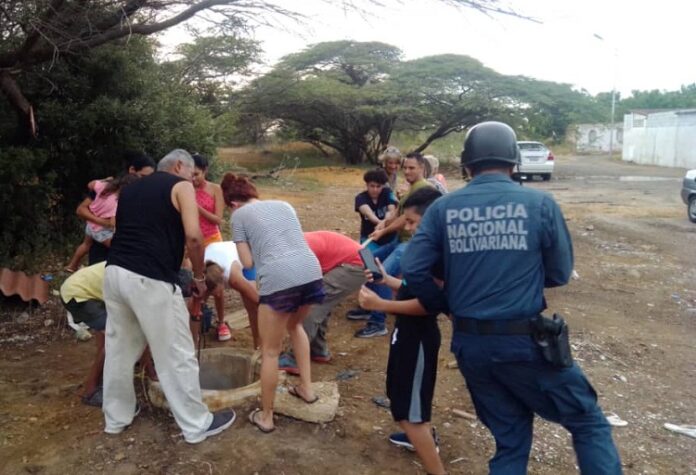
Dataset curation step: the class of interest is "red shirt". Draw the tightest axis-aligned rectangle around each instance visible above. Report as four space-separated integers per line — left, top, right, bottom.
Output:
304 231 362 274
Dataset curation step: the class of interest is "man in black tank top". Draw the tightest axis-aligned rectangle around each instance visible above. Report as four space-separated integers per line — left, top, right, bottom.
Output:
102 149 236 444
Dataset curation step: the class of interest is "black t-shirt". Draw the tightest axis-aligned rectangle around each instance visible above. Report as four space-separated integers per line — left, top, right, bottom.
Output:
355 188 398 245
394 281 439 329
107 172 185 284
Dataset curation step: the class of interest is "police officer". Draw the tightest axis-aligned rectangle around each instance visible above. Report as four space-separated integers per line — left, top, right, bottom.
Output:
401 122 622 474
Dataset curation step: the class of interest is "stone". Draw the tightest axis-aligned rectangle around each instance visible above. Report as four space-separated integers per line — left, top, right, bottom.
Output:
274 381 340 424
16 312 29 324
224 308 250 330
626 269 641 279
336 369 357 381
76 328 93 341
43 319 53 327
452 408 477 420
114 453 125 461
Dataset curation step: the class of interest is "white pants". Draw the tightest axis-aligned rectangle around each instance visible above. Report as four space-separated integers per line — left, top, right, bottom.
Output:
102 265 213 442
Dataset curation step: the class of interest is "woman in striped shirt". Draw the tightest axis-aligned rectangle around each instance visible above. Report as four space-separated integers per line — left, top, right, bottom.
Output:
221 173 325 433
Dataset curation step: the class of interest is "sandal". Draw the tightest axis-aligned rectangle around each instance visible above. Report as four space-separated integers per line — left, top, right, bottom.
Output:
288 385 319 404
248 408 275 433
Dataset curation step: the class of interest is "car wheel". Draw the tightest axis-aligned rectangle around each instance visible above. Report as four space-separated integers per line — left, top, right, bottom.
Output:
689 195 696 223
542 173 551 181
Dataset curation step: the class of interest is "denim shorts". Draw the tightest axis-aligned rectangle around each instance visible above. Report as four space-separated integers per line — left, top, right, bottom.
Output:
259 279 325 313
62 298 107 331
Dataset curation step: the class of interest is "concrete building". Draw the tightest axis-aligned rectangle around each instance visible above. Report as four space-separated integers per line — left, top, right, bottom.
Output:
622 109 696 168
571 123 623 153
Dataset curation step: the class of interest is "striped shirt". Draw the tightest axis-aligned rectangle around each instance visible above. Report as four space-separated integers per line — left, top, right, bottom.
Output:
231 200 322 296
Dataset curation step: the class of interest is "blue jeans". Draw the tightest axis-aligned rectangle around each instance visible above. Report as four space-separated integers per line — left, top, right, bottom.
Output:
451 332 622 475
367 241 408 327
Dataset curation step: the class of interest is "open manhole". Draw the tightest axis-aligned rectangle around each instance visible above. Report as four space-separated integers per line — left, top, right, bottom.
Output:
148 347 282 411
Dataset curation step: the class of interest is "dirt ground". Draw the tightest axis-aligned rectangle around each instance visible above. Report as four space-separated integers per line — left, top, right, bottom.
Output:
1 153 695 474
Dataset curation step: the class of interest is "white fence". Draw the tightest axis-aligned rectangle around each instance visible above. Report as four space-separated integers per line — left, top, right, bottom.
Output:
622 110 696 169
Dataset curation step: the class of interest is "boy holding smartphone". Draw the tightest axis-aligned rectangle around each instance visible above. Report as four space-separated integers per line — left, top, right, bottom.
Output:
359 186 446 475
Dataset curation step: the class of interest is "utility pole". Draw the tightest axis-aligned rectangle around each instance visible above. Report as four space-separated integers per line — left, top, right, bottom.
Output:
609 85 616 159
594 34 618 159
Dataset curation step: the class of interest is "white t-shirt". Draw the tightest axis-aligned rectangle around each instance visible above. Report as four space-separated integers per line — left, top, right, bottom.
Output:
204 241 241 285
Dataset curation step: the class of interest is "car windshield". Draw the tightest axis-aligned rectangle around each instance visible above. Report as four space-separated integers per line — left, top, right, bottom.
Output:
518 143 547 151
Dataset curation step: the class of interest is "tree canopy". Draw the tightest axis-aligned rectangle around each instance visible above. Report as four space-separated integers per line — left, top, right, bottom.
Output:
240 41 608 163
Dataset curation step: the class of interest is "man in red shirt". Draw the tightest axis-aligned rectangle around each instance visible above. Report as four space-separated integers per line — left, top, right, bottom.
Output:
279 231 365 373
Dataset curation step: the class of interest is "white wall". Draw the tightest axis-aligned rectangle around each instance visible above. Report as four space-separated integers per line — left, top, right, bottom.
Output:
622 111 696 169
573 123 623 153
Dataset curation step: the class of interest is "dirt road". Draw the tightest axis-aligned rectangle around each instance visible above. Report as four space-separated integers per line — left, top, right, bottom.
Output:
1 154 694 474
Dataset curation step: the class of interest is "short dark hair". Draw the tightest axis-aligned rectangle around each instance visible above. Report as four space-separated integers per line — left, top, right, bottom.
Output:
403 186 442 216
404 152 425 166
192 153 209 170
124 151 155 172
363 168 388 185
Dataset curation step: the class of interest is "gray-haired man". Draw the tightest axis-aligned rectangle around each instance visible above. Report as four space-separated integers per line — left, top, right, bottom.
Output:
102 149 235 443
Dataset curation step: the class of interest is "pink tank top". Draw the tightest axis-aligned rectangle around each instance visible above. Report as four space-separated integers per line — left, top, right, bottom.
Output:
195 186 220 238
87 180 118 233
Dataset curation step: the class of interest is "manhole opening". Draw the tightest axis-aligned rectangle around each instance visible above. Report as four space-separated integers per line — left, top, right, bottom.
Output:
199 352 257 390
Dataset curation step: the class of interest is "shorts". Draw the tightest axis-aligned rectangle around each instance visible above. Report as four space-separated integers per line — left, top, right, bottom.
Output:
177 268 193 298
203 231 223 248
386 317 440 423
85 224 114 243
62 298 107 331
259 279 325 313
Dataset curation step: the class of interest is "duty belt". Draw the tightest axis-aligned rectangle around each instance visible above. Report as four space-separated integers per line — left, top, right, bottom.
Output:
453 317 534 335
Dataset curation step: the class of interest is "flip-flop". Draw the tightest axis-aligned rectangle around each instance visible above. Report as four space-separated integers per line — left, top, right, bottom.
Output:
664 423 696 439
605 412 628 427
288 385 319 404
248 408 275 433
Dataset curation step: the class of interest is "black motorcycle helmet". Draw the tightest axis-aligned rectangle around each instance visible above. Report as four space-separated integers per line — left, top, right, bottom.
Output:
461 121 520 171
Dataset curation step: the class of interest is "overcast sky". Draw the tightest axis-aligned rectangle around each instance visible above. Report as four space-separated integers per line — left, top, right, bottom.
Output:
165 0 695 97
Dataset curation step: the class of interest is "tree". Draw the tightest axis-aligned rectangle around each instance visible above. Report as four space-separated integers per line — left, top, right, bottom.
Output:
242 41 402 163
0 37 221 266
509 78 608 140
0 0 294 138
391 54 514 153
0 0 528 139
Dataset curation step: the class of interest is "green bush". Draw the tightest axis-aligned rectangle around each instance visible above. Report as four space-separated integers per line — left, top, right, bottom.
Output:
0 38 221 269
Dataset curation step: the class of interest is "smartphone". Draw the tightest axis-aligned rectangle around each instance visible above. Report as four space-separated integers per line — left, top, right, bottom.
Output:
358 247 383 282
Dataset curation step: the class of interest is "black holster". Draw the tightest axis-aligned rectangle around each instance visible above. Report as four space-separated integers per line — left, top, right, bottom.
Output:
531 313 573 369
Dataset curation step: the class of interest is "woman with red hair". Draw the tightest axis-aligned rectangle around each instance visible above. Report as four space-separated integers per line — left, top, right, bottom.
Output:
221 173 325 433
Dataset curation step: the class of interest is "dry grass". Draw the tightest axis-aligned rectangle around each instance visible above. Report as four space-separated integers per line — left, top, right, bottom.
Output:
217 143 344 172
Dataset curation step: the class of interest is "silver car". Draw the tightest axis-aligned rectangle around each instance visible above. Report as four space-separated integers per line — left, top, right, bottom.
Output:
681 169 696 223
515 141 555 181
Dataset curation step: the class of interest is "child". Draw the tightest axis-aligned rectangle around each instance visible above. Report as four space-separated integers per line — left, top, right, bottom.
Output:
65 174 139 272
354 168 398 252
358 186 446 475
345 168 399 322
202 241 260 347
61 261 156 407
